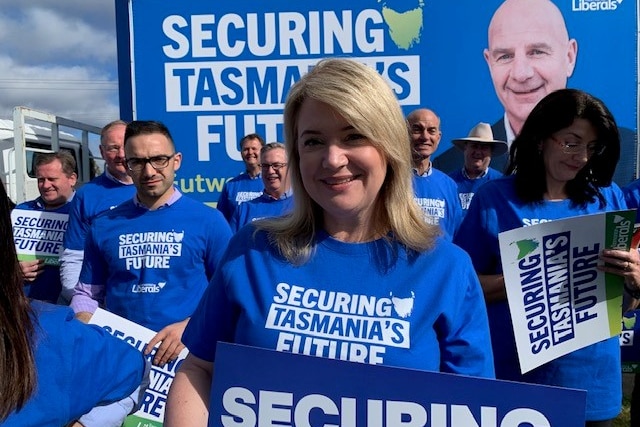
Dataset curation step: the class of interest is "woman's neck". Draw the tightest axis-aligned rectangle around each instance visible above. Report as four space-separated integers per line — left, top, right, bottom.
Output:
544 181 568 201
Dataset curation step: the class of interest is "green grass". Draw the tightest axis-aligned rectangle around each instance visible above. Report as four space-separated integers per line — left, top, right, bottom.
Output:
614 396 630 426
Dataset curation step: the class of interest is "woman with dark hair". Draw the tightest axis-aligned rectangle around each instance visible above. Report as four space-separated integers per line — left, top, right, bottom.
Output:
0 181 147 426
455 89 639 426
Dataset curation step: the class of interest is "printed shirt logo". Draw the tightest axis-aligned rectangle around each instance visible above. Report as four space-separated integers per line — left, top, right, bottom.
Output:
132 282 167 294
414 197 446 225
118 230 184 270
266 283 414 365
235 191 262 204
458 193 473 210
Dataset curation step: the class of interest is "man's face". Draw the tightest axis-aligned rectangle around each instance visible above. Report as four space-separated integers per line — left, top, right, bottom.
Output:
36 159 77 209
125 132 181 208
99 123 128 180
408 110 442 160
484 1 577 133
241 138 262 169
463 142 492 176
260 148 289 198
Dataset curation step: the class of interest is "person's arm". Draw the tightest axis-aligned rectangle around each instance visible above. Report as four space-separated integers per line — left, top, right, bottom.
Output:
229 209 240 233
165 354 213 427
60 193 89 303
216 184 233 222
477 273 506 303
73 360 151 427
440 253 495 378
70 282 103 323
144 318 189 366
59 248 84 304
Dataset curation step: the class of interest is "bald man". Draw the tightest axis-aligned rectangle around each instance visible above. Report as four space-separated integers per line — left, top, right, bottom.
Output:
484 0 576 150
432 0 636 185
407 109 462 239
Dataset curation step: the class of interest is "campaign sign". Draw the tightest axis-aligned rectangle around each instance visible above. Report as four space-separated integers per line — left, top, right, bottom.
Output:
211 342 586 426
10 209 68 266
499 210 635 374
621 310 640 373
89 308 189 427
117 0 638 205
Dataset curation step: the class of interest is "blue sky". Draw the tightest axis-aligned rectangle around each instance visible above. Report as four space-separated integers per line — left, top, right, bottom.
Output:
0 1 120 127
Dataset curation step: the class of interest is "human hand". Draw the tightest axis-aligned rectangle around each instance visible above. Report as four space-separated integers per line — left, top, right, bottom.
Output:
75 311 93 324
599 248 640 291
19 259 44 282
144 318 189 367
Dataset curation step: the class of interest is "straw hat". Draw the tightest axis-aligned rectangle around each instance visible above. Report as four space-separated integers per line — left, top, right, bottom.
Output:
452 122 508 156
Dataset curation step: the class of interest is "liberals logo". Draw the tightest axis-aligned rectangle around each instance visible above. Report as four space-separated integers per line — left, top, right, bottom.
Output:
572 0 621 11
131 281 166 293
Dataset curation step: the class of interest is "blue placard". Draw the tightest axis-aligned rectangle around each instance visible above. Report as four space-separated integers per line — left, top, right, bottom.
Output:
211 342 586 426
622 310 640 373
117 0 638 204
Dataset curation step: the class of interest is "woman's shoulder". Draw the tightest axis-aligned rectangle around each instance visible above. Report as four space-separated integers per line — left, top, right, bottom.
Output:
470 174 516 203
228 223 276 255
596 182 625 203
417 236 473 265
31 300 74 329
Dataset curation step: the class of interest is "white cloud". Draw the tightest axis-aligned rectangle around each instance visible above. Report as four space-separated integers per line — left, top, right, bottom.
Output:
0 2 120 127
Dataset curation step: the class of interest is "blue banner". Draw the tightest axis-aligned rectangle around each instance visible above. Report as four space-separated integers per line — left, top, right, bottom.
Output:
211 342 586 426
118 0 638 204
622 309 640 373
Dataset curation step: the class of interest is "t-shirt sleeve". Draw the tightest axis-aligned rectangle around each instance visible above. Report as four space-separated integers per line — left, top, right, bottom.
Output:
183 261 238 361
70 323 145 408
216 185 233 222
438 249 495 378
38 307 146 418
63 191 89 251
204 210 233 281
78 224 108 286
454 187 501 274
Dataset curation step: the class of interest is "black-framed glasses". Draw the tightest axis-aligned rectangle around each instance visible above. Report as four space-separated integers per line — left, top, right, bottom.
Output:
551 135 605 157
126 154 175 171
260 162 287 171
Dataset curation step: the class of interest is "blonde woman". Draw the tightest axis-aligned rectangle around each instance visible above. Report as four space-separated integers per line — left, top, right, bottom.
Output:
166 58 494 426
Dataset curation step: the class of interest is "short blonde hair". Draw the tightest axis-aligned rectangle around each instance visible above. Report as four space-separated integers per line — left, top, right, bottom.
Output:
256 58 438 263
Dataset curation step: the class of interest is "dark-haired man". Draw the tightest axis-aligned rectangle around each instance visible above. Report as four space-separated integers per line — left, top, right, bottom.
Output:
71 121 231 367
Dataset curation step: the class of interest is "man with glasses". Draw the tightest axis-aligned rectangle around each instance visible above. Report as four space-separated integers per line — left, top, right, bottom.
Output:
407 109 463 239
59 120 136 304
230 142 293 233
70 121 232 368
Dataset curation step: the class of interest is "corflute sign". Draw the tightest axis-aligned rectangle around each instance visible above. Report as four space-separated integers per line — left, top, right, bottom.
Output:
116 0 638 205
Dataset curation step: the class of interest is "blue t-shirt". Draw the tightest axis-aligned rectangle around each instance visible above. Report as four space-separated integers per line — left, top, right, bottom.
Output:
216 172 263 222
184 225 495 378
63 173 136 251
454 175 626 421
15 197 71 303
229 192 294 233
448 167 503 213
412 170 463 239
2 302 144 426
80 196 232 332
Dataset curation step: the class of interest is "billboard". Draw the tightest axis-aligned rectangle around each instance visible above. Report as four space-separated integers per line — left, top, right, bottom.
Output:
116 0 638 205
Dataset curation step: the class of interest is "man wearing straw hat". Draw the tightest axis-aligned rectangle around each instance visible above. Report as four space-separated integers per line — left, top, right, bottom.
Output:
449 122 506 214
